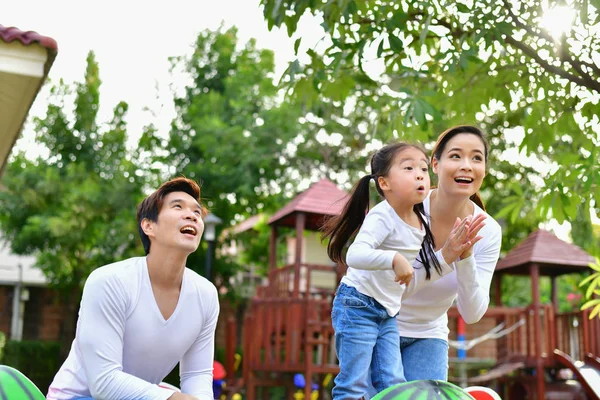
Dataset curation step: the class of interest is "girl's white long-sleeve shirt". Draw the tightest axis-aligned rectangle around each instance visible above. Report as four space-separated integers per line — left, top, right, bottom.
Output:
396 191 502 340
47 257 219 400
341 200 454 317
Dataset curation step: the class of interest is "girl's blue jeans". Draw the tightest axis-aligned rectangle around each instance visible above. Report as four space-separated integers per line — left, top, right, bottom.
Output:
399 336 449 381
331 283 405 399
365 335 449 399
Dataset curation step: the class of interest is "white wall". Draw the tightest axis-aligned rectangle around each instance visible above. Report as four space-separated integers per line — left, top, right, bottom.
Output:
0 238 47 285
286 231 337 291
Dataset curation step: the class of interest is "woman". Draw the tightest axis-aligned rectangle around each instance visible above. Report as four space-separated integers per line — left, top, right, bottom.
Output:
397 125 503 381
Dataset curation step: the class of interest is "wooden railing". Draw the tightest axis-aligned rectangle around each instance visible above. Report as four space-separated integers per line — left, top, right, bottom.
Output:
243 297 337 373
261 263 339 299
556 309 600 360
448 305 600 367
236 263 340 399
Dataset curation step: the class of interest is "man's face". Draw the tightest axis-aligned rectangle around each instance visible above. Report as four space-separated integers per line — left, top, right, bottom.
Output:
142 191 205 255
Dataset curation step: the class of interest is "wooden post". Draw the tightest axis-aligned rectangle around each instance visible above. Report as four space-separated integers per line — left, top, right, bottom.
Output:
494 274 503 306
225 316 237 381
530 263 545 399
269 225 277 271
304 302 313 400
551 276 558 314
294 212 306 297
550 275 559 356
494 274 505 360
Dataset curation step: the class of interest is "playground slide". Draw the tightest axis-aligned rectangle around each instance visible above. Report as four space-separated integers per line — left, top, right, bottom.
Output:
554 349 600 400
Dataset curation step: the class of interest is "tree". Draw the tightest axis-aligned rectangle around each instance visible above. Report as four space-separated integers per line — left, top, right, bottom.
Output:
151 26 384 291
261 0 600 231
0 52 146 355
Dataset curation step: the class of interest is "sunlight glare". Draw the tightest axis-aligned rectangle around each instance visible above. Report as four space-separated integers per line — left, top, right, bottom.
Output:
540 5 576 39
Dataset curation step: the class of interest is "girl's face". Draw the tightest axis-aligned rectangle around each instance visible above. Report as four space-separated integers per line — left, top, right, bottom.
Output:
378 146 430 206
432 133 486 197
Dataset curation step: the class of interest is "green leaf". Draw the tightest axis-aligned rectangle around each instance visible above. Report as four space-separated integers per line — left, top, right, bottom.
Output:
413 99 426 127
377 39 385 58
420 14 432 46
581 298 600 310
456 3 470 13
579 272 600 288
513 184 524 197
294 38 302 55
388 35 404 53
347 0 358 15
496 200 519 220
581 0 589 24
271 0 283 19
510 201 521 223
390 9 409 27
586 276 599 299
589 261 600 272
593 0 600 23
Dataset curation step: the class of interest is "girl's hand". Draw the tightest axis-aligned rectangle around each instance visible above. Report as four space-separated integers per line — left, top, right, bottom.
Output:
440 216 472 265
393 253 414 286
459 213 486 259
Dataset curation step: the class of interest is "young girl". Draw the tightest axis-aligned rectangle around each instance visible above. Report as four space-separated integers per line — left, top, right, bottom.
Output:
322 142 475 399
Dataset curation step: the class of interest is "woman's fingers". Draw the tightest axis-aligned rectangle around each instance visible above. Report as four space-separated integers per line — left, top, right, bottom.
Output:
453 216 470 231
467 214 486 235
470 235 483 247
452 217 461 230
452 219 470 237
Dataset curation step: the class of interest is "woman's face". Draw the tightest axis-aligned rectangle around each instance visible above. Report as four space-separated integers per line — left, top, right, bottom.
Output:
432 133 486 197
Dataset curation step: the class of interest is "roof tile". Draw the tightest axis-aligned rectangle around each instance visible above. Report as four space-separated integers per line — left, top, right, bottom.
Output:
268 178 348 226
0 25 58 51
496 229 595 273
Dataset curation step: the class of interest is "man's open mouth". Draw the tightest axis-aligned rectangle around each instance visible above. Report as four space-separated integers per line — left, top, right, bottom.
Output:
180 226 197 236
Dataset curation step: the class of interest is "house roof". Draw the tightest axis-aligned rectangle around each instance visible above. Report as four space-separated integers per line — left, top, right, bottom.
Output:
496 229 595 276
0 238 47 285
221 214 264 238
0 25 58 51
0 24 57 177
268 178 349 231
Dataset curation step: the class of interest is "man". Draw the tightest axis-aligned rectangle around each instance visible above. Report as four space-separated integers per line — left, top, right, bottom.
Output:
48 177 219 400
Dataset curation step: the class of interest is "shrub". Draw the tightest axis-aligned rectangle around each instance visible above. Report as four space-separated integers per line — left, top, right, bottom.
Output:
2 340 62 393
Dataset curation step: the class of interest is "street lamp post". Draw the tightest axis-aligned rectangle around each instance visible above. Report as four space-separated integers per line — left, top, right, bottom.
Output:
203 213 222 282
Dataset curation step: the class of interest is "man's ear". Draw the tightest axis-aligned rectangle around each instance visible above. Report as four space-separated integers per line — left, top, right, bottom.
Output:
432 157 439 174
141 218 156 238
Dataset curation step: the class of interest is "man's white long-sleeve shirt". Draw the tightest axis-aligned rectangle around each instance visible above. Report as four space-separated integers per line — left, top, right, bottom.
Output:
397 191 502 340
47 257 219 400
341 200 454 317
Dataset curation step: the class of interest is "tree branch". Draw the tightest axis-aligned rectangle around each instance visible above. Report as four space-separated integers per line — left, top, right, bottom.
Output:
343 5 600 93
559 36 600 80
505 35 600 93
502 0 600 87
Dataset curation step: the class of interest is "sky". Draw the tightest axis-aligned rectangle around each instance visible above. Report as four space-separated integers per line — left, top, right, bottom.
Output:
4 0 586 241
5 0 326 150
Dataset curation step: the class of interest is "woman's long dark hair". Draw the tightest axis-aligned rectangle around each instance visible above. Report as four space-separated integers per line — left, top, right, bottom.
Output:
321 143 442 279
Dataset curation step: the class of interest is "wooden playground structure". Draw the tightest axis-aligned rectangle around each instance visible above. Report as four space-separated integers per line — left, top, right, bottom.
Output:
466 229 600 399
222 179 600 400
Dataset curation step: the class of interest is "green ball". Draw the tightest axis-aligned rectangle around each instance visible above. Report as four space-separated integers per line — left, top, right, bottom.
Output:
372 380 475 400
0 365 46 400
